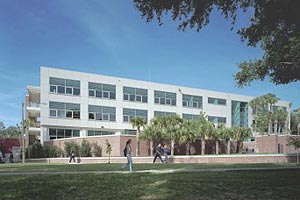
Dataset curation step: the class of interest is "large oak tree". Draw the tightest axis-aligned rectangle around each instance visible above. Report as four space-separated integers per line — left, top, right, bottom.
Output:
133 0 300 86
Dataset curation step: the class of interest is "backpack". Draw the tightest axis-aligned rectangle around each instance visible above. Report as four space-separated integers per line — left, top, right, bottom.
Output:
123 147 127 157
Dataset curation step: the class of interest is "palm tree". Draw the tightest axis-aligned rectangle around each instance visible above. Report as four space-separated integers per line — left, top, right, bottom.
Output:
212 124 225 155
222 127 234 154
287 137 300 164
263 93 279 134
180 120 197 155
195 113 214 155
232 126 252 153
163 115 183 156
130 117 146 156
140 125 157 156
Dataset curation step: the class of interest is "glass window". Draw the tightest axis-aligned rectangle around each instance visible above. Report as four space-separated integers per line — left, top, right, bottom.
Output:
123 115 129 122
57 110 66 118
124 94 129 101
130 94 135 101
136 95 142 102
96 113 102 120
155 98 159 104
66 111 73 118
103 114 109 121
73 111 80 119
73 130 80 137
160 98 165 105
57 129 64 138
110 114 116 121
89 113 95 120
65 129 72 137
96 90 102 98
50 85 56 93
142 96 147 103
66 87 72 94
73 88 80 96
49 128 56 137
57 86 65 94
172 99 176 106
110 92 116 99
166 98 171 105
183 100 188 107
89 90 95 97
103 91 109 98
50 110 57 117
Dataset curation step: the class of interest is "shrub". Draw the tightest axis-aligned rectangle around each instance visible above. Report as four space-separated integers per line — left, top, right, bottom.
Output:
92 142 102 157
64 141 80 157
79 140 91 157
29 142 44 158
44 145 64 158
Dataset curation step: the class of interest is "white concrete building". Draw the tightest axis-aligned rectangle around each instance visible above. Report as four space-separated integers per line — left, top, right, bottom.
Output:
26 67 291 144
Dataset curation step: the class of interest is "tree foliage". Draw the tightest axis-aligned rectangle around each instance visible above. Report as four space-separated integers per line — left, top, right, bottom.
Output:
133 0 300 86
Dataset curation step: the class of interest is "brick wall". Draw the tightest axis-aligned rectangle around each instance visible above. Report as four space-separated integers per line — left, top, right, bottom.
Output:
255 135 300 153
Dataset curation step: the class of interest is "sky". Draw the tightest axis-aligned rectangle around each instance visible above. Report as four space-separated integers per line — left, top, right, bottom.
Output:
0 0 299 127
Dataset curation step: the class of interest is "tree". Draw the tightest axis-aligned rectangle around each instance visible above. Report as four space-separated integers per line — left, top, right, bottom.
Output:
212 124 225 155
80 140 91 157
163 115 183 156
180 120 197 155
133 0 300 86
130 117 147 156
195 112 214 155
221 127 234 154
140 125 157 156
232 126 252 153
105 139 112 164
291 108 300 135
287 137 300 164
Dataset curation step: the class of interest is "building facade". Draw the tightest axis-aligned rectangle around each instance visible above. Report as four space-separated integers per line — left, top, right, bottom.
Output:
26 67 291 145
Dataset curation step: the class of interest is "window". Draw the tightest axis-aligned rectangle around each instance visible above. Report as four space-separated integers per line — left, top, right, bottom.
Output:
49 101 80 119
154 111 176 117
49 128 80 140
88 105 116 122
182 113 199 120
154 90 176 106
123 86 148 103
182 94 202 109
49 77 80 96
208 116 226 124
88 130 114 136
123 108 147 123
208 97 226 105
88 82 116 100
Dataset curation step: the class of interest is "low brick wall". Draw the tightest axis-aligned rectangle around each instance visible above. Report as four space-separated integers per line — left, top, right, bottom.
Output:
26 154 298 164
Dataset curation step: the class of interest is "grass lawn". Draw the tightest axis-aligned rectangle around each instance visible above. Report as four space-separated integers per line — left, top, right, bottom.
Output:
0 162 298 173
0 163 300 199
0 169 300 199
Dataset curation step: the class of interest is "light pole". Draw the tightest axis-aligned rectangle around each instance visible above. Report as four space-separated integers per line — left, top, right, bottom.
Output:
22 102 25 164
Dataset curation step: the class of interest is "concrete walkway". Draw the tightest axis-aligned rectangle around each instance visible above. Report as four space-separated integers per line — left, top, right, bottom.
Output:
0 166 299 176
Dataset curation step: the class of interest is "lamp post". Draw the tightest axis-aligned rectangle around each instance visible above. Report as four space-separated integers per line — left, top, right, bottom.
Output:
22 102 25 164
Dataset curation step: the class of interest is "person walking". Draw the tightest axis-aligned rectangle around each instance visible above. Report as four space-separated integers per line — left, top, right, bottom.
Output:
153 143 163 163
163 145 169 163
121 139 133 172
69 150 75 163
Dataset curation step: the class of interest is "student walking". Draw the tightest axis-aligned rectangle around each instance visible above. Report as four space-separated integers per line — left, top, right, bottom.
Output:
163 145 169 163
69 150 75 163
153 143 163 163
121 139 133 172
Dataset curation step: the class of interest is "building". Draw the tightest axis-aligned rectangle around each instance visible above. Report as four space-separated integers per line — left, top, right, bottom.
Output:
26 67 291 155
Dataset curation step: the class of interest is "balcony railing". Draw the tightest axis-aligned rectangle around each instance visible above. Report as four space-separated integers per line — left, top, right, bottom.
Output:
29 102 40 108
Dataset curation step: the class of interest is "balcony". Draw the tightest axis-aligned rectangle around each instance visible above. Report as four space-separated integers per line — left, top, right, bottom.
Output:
28 121 41 135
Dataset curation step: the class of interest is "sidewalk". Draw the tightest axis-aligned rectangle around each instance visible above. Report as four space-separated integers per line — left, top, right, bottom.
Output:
0 166 299 176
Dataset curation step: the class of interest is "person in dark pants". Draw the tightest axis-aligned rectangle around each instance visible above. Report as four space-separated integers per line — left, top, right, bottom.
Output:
153 143 163 163
163 145 169 163
69 150 75 163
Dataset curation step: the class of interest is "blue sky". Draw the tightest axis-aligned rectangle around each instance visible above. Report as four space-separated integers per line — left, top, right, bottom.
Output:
0 0 299 126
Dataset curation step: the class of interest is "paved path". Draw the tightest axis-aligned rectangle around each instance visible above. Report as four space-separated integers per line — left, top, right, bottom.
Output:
0 166 299 176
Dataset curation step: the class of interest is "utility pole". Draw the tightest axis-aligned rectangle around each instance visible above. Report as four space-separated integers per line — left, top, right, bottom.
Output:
22 102 25 164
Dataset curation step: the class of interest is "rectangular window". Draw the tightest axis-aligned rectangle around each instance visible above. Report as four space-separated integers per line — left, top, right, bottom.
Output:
123 108 147 123
154 90 176 106
49 77 80 96
89 82 116 100
182 113 199 120
154 111 176 117
208 97 226 105
88 105 116 122
208 116 226 124
49 128 80 140
89 90 95 97
182 94 202 109
49 101 80 119
123 86 148 103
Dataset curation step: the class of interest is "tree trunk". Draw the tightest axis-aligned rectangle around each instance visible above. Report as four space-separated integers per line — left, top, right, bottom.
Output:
297 149 299 165
149 140 153 156
274 121 278 134
171 140 175 156
236 140 240 153
136 130 140 156
201 138 205 155
216 140 219 155
227 140 231 154
261 135 264 153
186 142 190 155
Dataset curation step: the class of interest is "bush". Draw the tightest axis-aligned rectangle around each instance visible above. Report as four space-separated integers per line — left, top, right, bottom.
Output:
64 141 80 157
29 142 44 158
44 145 64 158
92 142 102 157
80 140 91 157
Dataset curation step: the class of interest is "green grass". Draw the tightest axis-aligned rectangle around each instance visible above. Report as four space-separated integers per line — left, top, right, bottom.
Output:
1 169 300 199
0 162 298 173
